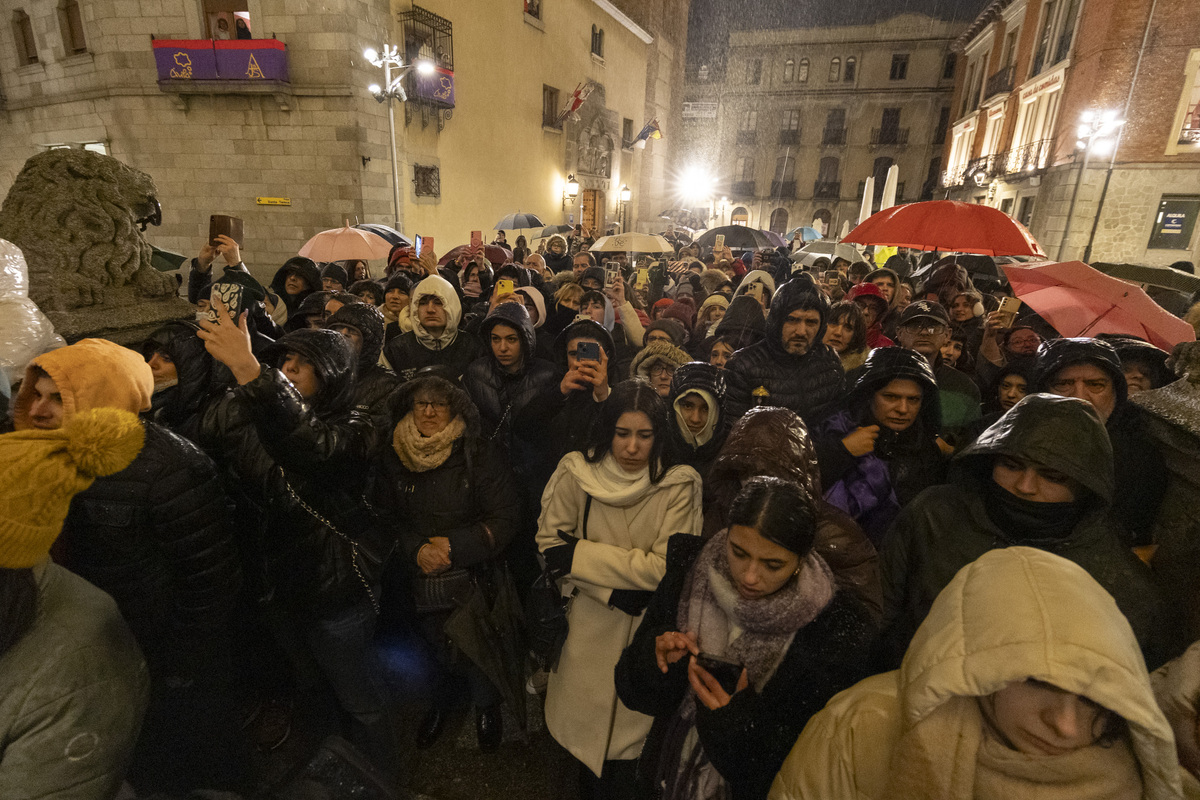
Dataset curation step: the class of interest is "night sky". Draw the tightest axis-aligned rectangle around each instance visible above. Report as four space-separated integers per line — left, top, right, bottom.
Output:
687 0 993 67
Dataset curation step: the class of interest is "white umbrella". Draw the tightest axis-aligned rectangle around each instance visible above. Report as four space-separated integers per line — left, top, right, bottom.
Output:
589 233 674 254
881 165 899 211
789 240 863 267
859 177 875 225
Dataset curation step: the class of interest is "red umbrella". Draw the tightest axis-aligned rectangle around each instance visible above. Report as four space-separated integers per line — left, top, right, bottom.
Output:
438 244 513 268
843 200 1045 257
1001 260 1196 352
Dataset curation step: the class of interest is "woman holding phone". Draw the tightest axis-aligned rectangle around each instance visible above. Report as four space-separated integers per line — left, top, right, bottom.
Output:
615 477 876 800
537 381 703 799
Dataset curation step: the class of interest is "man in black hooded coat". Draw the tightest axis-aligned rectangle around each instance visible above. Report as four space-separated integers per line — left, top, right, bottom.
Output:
326 302 399 425
724 275 845 422
198 327 400 779
268 256 322 319
141 320 219 443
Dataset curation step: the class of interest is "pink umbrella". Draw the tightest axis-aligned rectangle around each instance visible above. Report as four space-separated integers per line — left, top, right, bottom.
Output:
1001 260 1196 352
438 244 513 268
299 223 393 262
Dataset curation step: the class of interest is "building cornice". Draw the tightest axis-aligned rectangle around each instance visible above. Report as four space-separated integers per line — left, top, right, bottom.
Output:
954 0 1014 52
593 0 653 44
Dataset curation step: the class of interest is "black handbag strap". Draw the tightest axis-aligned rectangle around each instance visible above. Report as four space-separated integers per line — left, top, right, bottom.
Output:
582 494 592 541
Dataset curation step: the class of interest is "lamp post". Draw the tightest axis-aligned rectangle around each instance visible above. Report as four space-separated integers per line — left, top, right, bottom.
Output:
364 45 435 230
563 173 580 224
1056 110 1125 261
619 184 631 232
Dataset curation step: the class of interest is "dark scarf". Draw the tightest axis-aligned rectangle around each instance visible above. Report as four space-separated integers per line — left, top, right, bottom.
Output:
983 478 1087 543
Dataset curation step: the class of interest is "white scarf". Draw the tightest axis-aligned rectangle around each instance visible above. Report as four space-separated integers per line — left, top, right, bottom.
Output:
555 451 701 510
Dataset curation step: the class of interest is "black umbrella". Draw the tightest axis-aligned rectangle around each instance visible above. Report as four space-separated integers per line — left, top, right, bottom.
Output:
696 225 778 251
1092 262 1200 295
354 224 411 249
538 224 574 239
910 254 1001 283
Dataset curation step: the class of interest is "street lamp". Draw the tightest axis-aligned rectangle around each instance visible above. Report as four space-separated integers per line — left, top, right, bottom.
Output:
1057 109 1125 260
364 45 435 230
562 173 580 224
619 184 631 231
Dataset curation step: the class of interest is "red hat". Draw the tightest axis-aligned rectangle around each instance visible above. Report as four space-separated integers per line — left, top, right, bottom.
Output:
846 282 889 312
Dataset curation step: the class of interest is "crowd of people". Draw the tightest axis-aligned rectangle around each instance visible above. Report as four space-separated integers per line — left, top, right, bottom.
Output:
2 223 1200 800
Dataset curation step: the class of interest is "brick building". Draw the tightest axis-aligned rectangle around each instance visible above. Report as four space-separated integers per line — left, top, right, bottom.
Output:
679 11 968 237
941 0 1200 265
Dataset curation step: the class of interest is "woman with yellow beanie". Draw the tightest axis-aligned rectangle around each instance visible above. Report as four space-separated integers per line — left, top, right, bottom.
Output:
0 407 150 798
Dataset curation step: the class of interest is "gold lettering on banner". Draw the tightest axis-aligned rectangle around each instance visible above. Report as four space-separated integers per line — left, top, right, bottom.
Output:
170 52 193 79
246 53 264 79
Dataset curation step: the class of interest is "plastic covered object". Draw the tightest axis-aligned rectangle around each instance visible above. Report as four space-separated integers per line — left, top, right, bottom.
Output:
0 238 66 375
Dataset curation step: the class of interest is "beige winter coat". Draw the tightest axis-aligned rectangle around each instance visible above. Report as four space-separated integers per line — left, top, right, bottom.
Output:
537 452 702 777
770 546 1184 800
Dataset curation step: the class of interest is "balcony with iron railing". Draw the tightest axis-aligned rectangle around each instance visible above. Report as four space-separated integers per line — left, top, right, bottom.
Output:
770 180 797 198
736 130 758 145
813 180 841 199
730 180 756 196
941 138 1055 188
984 65 1015 100
821 127 847 145
779 129 801 145
941 164 968 188
870 127 909 147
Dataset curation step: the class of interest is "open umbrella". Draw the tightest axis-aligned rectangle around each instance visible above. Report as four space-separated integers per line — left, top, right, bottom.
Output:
495 212 547 231
1092 262 1200 295
1001 260 1196 352
438 244 513 267
353 223 411 249
790 240 863 266
910 254 1002 282
695 225 778 251
538 224 573 239
844 201 1046 257
785 226 822 243
589 233 674 254
299 224 393 262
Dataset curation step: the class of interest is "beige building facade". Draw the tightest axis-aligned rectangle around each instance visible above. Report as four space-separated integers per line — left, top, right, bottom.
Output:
0 0 689 286
679 14 965 237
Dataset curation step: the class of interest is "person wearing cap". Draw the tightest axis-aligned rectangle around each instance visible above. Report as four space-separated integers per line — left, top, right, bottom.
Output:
0 407 151 799
382 273 484 382
197 302 401 780
692 293 729 347
319 262 349 293
876 393 1166 671
528 317 614 465
140 319 216 443
664 361 729 479
724 275 845 424
895 299 982 446
12 338 245 791
382 271 414 342
632 340 693 399
814 348 946 546
326 302 398 424
844 283 894 350
1032 337 1168 547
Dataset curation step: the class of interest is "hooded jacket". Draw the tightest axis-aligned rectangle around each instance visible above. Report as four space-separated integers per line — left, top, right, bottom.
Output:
462 302 560 477
284 290 332 333
724 277 845 422
1031 337 1167 546
665 362 729 479
772 547 1182 800
269 257 321 317
814 347 946 545
140 320 216 442
200 329 387 613
382 274 484 382
17 340 241 675
703 406 883 618
734 269 777 304
845 283 895 349
878 393 1167 670
326 302 398 421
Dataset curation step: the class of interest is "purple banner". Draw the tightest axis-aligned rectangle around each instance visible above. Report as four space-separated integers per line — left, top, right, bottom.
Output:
153 39 289 82
413 67 455 108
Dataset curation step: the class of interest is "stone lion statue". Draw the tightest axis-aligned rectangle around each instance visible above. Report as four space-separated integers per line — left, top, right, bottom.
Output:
0 149 177 312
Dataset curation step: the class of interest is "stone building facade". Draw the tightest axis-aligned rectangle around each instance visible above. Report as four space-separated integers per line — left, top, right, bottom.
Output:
0 0 690 286
679 13 966 237
942 0 1200 266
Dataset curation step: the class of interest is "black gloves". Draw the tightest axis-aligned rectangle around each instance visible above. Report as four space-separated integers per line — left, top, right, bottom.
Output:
608 589 654 616
543 530 579 579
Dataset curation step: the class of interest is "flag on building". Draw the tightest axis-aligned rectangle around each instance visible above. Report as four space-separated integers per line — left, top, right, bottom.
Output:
557 81 597 125
632 119 662 149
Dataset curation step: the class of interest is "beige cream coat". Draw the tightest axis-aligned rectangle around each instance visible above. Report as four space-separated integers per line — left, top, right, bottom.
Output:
537 452 702 777
770 546 1183 800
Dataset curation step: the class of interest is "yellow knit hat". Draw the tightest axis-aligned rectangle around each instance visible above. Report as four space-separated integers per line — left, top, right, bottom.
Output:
0 407 145 568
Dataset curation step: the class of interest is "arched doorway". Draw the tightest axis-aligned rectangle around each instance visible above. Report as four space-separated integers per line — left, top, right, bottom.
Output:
731 206 749 226
768 207 789 234
581 189 606 232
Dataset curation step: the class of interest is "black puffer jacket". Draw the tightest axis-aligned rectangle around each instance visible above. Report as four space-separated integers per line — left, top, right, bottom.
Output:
269 257 321 317
462 302 560 476
327 302 399 422
60 421 241 674
371 377 519 575
724 276 845 422
615 534 876 800
199 329 387 614
140 320 217 443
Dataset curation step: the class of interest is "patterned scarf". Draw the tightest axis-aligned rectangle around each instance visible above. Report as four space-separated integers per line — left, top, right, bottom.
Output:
391 413 465 472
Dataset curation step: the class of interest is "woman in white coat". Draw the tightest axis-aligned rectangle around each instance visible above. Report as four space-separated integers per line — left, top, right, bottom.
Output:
538 379 703 800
